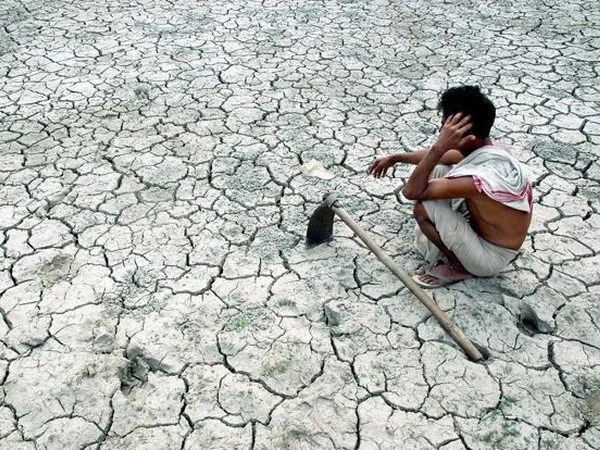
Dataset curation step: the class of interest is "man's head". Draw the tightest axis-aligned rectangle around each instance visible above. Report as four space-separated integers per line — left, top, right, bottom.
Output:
437 85 496 140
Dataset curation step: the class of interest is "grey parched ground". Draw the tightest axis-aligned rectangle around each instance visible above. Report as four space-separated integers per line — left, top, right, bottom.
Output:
0 0 599 448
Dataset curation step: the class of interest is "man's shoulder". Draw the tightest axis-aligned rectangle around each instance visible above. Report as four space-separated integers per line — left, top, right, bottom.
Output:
470 145 526 169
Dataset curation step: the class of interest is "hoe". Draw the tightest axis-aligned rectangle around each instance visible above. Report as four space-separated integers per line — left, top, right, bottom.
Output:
306 193 490 362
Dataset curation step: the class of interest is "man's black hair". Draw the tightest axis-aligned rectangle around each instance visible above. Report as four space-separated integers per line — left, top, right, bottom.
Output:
437 85 496 139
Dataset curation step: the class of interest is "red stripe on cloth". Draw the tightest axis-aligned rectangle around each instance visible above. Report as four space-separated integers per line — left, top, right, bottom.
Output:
472 177 533 211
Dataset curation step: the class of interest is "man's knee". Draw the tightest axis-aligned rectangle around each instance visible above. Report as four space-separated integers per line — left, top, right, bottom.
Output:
430 164 452 180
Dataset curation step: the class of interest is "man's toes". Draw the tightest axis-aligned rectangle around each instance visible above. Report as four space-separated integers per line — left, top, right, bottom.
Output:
414 273 441 287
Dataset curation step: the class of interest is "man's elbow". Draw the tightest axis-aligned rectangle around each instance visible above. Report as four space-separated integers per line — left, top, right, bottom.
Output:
402 187 422 201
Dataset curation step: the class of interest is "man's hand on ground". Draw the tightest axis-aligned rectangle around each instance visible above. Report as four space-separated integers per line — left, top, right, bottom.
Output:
432 113 476 153
368 155 395 178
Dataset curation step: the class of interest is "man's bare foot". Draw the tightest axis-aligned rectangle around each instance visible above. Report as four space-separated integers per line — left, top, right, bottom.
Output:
412 263 472 289
414 260 444 276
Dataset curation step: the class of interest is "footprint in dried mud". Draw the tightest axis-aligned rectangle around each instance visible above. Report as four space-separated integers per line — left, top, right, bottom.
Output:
584 393 600 425
518 303 554 335
273 298 298 316
119 346 170 394
39 254 73 287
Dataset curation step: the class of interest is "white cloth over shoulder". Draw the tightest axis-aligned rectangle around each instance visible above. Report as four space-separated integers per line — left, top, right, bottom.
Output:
446 145 533 212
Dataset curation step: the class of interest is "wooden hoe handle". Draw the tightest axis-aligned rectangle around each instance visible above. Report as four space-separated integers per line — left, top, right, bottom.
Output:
325 195 484 362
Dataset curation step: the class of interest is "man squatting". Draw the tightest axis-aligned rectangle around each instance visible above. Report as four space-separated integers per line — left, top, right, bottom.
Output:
368 86 533 288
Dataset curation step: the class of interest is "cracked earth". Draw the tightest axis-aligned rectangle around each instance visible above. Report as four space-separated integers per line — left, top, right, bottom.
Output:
0 0 599 448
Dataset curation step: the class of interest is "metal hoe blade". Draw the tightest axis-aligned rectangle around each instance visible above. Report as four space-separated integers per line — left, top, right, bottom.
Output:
306 203 335 247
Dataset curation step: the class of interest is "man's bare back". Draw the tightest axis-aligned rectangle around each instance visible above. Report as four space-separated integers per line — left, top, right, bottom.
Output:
463 188 531 251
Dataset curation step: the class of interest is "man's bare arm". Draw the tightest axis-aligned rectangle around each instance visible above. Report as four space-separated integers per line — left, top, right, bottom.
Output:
410 176 480 201
392 149 464 165
368 149 464 178
403 113 474 199
402 146 448 199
